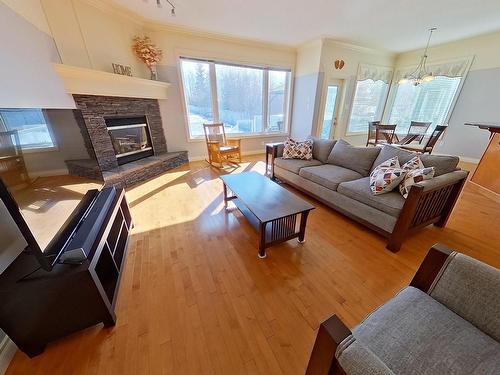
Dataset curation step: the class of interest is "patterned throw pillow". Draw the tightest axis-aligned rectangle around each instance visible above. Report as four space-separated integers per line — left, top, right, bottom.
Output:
399 167 435 198
398 156 435 198
401 156 425 171
282 138 313 160
369 157 407 195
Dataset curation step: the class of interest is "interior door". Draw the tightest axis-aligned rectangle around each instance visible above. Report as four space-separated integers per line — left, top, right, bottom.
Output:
319 80 342 139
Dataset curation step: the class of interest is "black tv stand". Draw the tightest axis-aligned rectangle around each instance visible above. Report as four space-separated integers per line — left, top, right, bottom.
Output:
0 188 132 357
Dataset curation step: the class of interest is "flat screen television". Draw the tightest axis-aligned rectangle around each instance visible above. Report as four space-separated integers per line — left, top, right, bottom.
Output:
0 108 104 271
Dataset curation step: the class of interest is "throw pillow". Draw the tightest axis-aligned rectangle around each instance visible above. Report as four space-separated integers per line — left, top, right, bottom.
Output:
282 138 313 160
327 139 381 176
401 156 425 171
369 157 407 195
399 167 435 198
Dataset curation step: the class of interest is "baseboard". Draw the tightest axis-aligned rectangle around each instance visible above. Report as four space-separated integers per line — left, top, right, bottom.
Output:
0 337 17 375
188 149 265 162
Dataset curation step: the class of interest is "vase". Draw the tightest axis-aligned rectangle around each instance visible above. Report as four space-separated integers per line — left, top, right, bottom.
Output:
149 65 158 80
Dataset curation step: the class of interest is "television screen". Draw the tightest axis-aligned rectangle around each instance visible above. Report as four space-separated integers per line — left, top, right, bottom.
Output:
0 108 103 258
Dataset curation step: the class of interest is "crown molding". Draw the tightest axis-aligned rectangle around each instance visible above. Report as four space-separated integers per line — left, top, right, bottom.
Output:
78 0 146 27
143 21 296 53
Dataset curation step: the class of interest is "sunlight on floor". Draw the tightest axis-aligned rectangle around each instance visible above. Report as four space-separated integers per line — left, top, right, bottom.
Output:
127 159 267 234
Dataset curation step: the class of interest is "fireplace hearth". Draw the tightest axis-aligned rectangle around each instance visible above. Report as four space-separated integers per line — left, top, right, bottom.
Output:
65 94 188 188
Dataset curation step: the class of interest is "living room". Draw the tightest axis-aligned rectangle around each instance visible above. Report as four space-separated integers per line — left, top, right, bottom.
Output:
0 0 499 374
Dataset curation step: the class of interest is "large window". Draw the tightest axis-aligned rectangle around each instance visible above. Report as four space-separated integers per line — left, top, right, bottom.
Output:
180 57 291 138
347 79 389 133
388 76 461 133
0 109 56 150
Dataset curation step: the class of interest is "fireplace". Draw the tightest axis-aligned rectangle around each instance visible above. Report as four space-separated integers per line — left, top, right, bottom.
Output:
65 94 189 188
106 116 154 165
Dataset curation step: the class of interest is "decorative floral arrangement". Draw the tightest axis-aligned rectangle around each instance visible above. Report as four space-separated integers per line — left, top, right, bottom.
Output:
132 36 163 80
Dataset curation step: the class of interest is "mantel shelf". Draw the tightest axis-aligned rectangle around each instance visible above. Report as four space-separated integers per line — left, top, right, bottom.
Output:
53 64 170 100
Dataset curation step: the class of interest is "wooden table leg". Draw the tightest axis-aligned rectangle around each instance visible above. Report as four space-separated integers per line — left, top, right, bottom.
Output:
298 211 310 243
258 222 267 258
223 182 228 204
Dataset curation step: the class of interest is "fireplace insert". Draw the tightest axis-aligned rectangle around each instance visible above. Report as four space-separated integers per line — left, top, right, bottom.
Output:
106 116 154 165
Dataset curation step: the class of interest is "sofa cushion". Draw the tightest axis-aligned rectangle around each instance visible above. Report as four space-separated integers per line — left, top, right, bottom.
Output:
327 139 381 176
337 177 405 217
369 157 406 195
299 165 363 191
372 145 416 171
353 286 500 375
420 154 460 176
307 136 337 163
274 157 322 174
372 145 459 176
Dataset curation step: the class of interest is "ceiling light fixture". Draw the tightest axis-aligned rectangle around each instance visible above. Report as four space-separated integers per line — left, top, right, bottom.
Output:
398 27 437 86
156 0 176 16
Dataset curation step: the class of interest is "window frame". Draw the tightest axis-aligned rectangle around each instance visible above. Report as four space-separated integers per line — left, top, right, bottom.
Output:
0 108 58 153
345 78 390 136
178 56 293 141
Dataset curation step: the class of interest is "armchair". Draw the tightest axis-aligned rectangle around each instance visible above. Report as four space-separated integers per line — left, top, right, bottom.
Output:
306 244 500 374
203 123 241 168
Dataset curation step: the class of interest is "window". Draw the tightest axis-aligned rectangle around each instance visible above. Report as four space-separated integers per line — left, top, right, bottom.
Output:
347 79 389 133
0 109 55 150
180 57 291 138
388 76 461 133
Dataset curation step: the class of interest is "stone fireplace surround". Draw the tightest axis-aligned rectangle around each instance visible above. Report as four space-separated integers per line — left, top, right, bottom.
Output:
68 94 188 188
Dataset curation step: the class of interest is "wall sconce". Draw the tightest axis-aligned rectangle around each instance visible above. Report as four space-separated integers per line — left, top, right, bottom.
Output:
334 59 345 70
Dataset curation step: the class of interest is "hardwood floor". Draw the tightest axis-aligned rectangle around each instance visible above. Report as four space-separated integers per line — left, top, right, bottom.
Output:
6 156 500 375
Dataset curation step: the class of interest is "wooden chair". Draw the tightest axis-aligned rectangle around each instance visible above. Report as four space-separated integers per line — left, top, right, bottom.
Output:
0 130 30 186
203 123 241 168
366 122 397 146
399 125 447 154
397 121 432 145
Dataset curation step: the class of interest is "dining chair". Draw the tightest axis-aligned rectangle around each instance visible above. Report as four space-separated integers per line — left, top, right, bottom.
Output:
397 121 432 145
203 123 241 168
366 122 397 146
399 125 448 154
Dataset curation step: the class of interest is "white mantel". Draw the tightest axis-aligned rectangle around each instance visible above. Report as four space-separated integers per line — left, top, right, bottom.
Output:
53 64 170 100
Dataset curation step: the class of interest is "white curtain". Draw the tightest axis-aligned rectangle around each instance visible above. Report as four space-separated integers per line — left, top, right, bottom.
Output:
394 58 471 82
357 63 394 84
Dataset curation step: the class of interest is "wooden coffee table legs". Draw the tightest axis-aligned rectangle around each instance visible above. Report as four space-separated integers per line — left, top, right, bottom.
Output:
258 211 310 258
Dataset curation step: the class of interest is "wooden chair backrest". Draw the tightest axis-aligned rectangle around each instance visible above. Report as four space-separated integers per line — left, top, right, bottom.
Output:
408 121 432 142
203 123 227 146
425 125 447 150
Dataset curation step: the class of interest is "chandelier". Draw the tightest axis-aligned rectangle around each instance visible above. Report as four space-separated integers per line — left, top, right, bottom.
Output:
398 28 437 86
156 0 176 16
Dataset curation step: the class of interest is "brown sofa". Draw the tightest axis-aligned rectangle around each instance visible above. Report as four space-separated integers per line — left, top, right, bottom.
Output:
271 138 469 251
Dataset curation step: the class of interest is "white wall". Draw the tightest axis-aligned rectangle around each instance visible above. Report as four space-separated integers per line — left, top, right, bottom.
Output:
393 31 500 160
319 40 396 145
147 28 297 158
290 40 323 139
0 2 74 108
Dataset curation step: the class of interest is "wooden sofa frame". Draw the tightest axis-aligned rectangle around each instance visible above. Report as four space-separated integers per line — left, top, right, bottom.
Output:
268 144 468 252
305 244 453 375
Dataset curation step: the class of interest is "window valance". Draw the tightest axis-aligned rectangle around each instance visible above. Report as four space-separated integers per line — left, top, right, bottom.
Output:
357 63 393 84
394 57 471 82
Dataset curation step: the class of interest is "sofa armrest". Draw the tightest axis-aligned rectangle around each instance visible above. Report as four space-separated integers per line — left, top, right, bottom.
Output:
414 170 468 192
271 142 285 158
410 244 453 293
427 250 500 342
336 337 395 375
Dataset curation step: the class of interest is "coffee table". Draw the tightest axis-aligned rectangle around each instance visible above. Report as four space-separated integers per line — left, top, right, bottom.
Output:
220 172 315 258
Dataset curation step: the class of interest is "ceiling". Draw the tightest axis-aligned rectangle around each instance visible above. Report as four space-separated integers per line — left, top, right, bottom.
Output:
112 0 500 52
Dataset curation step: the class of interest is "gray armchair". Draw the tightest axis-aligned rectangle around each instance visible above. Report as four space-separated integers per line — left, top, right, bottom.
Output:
306 244 500 374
